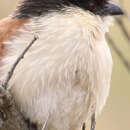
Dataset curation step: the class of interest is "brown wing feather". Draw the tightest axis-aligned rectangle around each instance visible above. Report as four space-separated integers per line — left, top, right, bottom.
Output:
0 17 28 57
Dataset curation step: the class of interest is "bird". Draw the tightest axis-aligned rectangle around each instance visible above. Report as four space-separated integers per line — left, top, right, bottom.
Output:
0 0 123 130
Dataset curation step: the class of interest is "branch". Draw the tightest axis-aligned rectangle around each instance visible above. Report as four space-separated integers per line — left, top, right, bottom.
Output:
2 36 38 89
0 36 38 130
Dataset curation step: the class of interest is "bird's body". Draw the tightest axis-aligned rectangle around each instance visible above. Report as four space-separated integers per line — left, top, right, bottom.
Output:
0 0 123 130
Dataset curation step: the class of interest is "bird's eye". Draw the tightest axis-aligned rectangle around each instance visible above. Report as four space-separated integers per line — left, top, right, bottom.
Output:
89 3 95 9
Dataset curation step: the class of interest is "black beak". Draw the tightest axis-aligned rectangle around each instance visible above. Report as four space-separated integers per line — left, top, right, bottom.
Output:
103 2 124 15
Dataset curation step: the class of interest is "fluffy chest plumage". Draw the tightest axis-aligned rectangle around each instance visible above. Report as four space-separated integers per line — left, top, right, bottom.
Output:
1 8 113 130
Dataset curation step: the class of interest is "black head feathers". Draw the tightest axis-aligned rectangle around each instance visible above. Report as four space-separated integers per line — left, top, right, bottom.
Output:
14 0 123 18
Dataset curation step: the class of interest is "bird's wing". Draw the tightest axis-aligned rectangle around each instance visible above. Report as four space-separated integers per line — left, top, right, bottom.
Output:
0 17 28 57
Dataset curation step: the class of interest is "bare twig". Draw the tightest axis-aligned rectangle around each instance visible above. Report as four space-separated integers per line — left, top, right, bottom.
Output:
107 35 130 73
0 36 38 130
2 36 38 89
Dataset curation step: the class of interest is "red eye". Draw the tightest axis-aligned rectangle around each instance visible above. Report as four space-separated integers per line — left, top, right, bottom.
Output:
89 3 95 9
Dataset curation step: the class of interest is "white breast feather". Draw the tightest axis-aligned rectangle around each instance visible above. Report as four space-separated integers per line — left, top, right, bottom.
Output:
1 7 113 130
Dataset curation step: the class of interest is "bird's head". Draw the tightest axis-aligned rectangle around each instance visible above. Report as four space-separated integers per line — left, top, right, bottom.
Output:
15 0 123 18
70 0 124 16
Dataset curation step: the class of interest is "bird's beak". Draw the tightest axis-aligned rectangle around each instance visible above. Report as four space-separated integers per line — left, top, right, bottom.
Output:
103 2 124 15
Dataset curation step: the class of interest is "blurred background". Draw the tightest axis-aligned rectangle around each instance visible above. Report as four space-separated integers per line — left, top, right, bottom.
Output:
0 0 129 130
